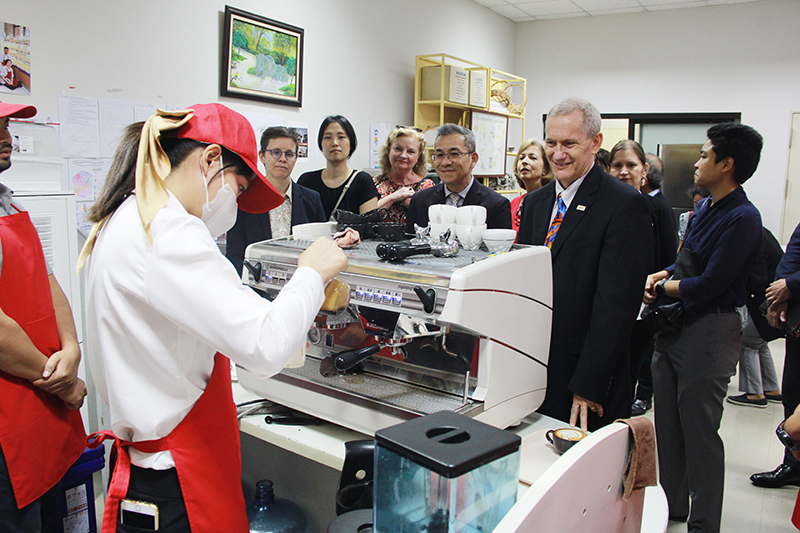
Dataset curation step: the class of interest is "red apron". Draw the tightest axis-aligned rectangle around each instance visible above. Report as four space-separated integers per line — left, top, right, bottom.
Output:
89 352 248 533
0 210 86 508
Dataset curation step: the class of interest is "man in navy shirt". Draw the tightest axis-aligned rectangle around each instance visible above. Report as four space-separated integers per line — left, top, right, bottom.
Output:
643 123 764 532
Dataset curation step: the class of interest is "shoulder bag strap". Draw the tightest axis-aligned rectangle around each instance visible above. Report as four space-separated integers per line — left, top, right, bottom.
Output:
329 170 358 220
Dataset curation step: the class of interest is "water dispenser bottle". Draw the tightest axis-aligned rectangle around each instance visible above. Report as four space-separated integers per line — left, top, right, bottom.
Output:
247 479 307 533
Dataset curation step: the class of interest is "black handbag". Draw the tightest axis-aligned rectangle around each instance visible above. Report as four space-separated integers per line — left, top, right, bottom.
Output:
641 248 701 335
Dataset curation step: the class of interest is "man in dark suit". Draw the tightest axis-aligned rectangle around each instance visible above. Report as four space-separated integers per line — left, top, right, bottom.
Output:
643 153 671 209
405 123 511 234
517 98 652 431
226 126 326 275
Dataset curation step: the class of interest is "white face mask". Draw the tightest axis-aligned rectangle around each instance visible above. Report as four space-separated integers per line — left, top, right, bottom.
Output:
200 154 239 238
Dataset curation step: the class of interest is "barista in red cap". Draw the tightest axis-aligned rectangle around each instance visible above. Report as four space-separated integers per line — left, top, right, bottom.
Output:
80 104 348 533
0 101 87 532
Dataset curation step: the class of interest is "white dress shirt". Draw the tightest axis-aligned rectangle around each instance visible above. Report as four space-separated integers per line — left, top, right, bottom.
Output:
550 173 589 225
85 193 324 469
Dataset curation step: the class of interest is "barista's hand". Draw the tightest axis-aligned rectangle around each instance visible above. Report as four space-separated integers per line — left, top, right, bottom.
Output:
767 279 792 306
570 394 603 432
31 343 80 397
643 270 669 304
299 237 349 284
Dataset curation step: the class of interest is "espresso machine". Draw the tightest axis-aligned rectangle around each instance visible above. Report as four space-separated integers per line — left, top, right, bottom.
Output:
237 238 552 436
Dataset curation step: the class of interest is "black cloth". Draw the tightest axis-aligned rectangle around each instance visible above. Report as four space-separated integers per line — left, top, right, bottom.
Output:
404 179 511 234
517 164 653 430
652 189 671 210
225 183 326 275
745 227 784 342
630 193 677 401
297 170 379 220
646 194 678 271
777 221 800 467
0 443 60 532
669 188 763 314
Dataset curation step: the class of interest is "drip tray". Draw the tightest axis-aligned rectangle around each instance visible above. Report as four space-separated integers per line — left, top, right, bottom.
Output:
278 357 473 416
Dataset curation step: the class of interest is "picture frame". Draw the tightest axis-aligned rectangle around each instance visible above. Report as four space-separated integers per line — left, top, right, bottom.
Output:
471 110 508 177
220 6 304 107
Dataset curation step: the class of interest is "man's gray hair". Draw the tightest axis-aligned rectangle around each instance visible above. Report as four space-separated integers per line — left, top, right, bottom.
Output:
437 123 476 153
546 97 601 138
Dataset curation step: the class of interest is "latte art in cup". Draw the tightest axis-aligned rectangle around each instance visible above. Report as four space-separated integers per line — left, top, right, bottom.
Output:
553 428 585 441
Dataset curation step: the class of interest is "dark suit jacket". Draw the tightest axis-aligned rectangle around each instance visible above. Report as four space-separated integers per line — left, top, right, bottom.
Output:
517 164 653 430
646 194 678 272
226 183 326 275
404 179 512 234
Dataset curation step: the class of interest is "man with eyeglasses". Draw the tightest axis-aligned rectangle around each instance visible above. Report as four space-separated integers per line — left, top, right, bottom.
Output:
517 97 652 432
226 126 325 275
405 123 511 235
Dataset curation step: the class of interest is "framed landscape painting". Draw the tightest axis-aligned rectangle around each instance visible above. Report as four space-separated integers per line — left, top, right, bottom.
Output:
220 6 304 107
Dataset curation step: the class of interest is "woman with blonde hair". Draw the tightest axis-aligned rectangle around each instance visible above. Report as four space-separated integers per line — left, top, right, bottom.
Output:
511 138 553 232
373 126 435 224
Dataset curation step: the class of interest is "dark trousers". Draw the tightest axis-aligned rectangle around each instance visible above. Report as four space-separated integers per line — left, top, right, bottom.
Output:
110 454 192 533
0 443 60 533
783 335 800 467
630 320 655 402
653 312 741 533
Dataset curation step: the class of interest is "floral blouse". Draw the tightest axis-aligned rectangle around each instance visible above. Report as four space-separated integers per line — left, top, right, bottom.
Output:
373 174 435 224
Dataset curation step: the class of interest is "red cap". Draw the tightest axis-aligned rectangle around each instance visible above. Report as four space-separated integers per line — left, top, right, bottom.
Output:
0 101 37 119
176 103 282 214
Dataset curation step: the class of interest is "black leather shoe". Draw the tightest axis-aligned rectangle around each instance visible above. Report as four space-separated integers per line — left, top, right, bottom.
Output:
750 463 800 488
631 398 651 417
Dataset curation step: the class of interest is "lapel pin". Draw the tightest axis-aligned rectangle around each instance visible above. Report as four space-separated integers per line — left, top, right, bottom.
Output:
576 205 586 211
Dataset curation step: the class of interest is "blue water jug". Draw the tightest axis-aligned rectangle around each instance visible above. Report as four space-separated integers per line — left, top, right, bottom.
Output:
247 479 307 533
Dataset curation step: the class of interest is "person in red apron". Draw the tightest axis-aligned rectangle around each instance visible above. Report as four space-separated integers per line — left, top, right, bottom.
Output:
0 102 87 531
79 103 347 533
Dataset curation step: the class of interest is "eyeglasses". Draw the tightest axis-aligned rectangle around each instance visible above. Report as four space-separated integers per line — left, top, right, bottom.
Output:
265 149 297 161
432 151 473 163
395 125 422 132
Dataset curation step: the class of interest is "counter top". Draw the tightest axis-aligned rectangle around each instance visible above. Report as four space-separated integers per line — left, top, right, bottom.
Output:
234 380 566 482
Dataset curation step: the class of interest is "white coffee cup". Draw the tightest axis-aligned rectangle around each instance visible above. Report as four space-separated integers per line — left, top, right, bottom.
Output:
456 224 485 251
456 206 487 226
430 204 458 225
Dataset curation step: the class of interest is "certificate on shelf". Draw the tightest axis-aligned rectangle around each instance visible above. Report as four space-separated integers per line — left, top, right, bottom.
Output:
471 111 508 177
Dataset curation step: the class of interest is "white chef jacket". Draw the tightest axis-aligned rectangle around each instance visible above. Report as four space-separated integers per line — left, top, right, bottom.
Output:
85 193 324 469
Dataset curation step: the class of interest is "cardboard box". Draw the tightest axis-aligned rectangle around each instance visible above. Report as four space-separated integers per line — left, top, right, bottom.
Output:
468 70 487 108
421 65 469 105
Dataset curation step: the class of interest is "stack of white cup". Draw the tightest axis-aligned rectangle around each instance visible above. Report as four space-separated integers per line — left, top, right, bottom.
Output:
428 205 458 242
455 206 487 251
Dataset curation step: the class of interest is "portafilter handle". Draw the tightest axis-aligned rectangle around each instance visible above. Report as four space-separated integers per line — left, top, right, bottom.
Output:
333 343 383 372
376 243 432 262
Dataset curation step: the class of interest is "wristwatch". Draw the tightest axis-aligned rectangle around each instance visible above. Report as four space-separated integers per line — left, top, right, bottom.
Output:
776 420 800 451
655 280 668 297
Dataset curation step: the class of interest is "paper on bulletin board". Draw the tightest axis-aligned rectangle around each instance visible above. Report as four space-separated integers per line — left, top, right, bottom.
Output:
99 99 135 158
134 102 159 122
67 159 111 202
76 202 93 237
58 95 100 158
288 121 309 159
370 123 392 170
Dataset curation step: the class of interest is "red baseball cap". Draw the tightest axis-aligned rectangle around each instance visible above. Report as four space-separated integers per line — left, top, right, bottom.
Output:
0 101 37 119
176 103 282 214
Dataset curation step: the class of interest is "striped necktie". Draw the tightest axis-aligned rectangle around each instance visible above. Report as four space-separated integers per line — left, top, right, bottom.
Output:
544 194 566 249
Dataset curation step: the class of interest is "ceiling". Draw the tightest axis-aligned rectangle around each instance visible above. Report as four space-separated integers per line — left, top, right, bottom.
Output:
473 0 765 21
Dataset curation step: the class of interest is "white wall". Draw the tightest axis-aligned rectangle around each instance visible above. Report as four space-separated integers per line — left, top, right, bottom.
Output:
3 0 514 176
513 0 800 233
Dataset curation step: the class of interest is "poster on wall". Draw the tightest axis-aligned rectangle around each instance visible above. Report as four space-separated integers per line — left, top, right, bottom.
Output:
1 20 31 95
220 6 304 107
471 111 508 177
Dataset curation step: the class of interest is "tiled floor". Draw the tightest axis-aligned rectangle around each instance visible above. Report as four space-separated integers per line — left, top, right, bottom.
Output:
645 338 799 532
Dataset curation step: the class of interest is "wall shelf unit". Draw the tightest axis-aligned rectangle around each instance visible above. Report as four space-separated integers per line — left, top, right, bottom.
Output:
414 53 526 190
